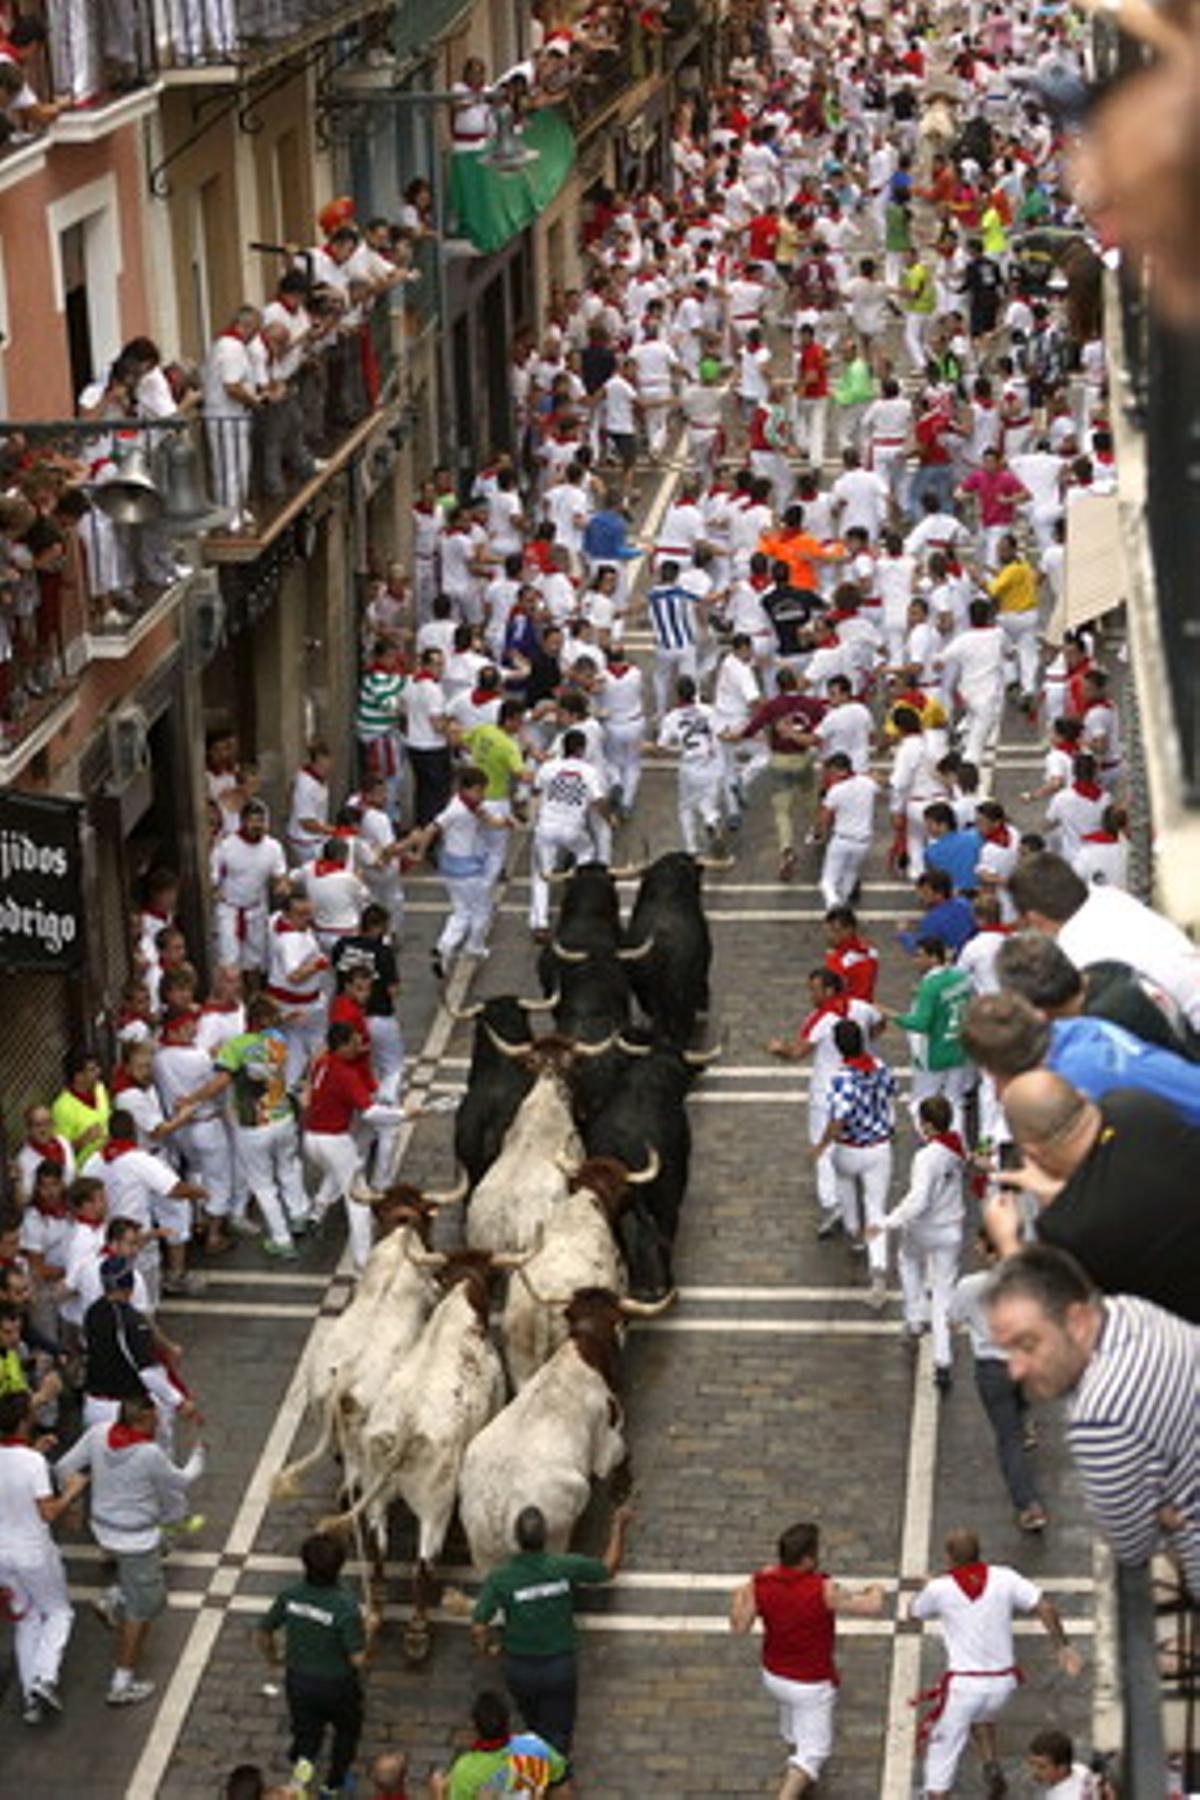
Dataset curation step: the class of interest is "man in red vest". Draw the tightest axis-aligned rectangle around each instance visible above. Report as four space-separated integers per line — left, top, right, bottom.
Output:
730 1520 884 1796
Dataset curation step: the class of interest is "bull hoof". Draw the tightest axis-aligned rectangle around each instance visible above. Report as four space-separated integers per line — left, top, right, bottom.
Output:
403 1614 433 1663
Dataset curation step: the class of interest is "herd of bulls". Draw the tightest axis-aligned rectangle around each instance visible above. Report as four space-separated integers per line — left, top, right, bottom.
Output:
272 851 724 1655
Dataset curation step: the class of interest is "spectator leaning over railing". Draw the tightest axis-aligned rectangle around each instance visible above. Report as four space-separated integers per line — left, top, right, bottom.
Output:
202 306 263 534
985 1244 1199 1594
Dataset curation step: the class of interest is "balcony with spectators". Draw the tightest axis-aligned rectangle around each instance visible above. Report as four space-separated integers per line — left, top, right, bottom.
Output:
153 0 383 76
0 2 160 157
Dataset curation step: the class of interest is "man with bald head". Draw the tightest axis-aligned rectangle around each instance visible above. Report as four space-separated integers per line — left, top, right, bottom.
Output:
909 1525 1080 1799
987 1069 1200 1322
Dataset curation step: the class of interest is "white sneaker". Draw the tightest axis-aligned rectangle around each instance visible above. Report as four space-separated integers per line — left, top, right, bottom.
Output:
107 1677 156 1706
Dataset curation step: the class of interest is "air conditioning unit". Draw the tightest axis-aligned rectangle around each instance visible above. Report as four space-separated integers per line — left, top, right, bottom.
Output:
106 704 151 792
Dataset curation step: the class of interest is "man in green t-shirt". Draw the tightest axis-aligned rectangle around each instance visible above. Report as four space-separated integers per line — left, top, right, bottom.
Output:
887 935 973 1128
471 1501 634 1759
465 699 530 886
431 1689 567 1797
175 995 309 1258
256 1533 377 1797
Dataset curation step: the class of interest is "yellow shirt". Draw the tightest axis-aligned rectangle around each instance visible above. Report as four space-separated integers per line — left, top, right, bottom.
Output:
989 560 1038 615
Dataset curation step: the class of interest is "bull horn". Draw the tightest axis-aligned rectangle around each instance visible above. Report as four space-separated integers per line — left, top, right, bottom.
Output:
350 1179 385 1207
546 865 577 886
618 1288 678 1318
403 1237 448 1270
573 1032 618 1059
483 1022 529 1058
608 859 648 880
514 1266 570 1307
517 990 559 1011
445 999 484 1022
492 1229 544 1271
616 937 654 962
615 1034 653 1057
683 1041 724 1066
625 1146 661 1185
694 853 736 871
424 1171 469 1207
551 940 589 963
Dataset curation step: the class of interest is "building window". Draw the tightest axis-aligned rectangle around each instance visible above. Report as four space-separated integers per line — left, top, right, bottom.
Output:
47 176 123 402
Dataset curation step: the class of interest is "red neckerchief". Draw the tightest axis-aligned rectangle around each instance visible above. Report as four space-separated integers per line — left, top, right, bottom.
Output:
931 1129 967 1158
413 669 438 682
607 661 632 677
472 1737 508 1752
1072 779 1103 801
313 859 346 878
802 995 849 1033
34 1196 68 1218
108 1423 155 1450
301 764 326 781
220 329 246 343
238 828 263 845
274 916 304 935
1052 736 1077 753
142 906 171 924
101 1139 138 1163
26 1136 65 1165
949 1562 989 1601
73 1085 99 1109
461 791 484 813
981 822 1011 847
844 1053 877 1073
470 688 496 706
977 922 1012 934
1087 695 1112 711
1082 829 1118 844
0 1435 28 1447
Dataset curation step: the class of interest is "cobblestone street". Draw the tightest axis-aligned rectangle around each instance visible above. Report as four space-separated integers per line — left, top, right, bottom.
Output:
0 554 1104 1793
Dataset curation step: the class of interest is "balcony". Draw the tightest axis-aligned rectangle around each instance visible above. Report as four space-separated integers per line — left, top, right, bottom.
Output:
153 0 384 78
199 292 404 563
0 0 160 172
565 19 660 139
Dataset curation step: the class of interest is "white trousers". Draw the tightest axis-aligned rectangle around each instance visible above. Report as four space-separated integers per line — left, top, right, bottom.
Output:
761 1670 837 1779
793 397 828 469
0 1553 73 1699
998 610 1039 697
958 682 1003 766
808 1099 839 1216
831 1140 893 1272
905 801 932 879
820 834 870 909
678 766 724 853
530 827 591 931
173 1116 235 1218
214 900 269 972
653 645 698 721
910 1065 971 1136
904 311 932 371
437 873 493 959
897 1228 961 1367
207 416 252 515
305 1129 370 1267
280 1002 328 1088
604 719 645 813
236 1116 308 1247
924 1674 1018 1793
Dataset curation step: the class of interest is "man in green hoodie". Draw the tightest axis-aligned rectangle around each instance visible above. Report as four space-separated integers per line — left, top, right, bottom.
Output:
885 935 973 1130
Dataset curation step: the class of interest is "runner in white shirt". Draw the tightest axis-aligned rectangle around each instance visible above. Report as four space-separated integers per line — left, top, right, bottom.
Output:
768 969 881 1230
817 756 877 908
628 329 678 458
890 712 946 879
876 535 919 667
713 637 768 823
939 601 1007 765
0 1401 82 1726
815 678 874 772
910 1530 1079 1799
265 891 331 1084
831 451 890 541
599 654 648 819
403 768 510 977
657 677 727 854
98 1100 207 1300
210 802 287 972
528 733 611 935
285 745 333 866
302 840 370 954
862 380 913 512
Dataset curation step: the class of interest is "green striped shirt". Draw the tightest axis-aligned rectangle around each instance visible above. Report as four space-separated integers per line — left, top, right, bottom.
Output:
356 669 405 739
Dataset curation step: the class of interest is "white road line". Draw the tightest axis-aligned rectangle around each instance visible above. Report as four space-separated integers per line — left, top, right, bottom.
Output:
635 1317 905 1335
401 902 916 921
157 1299 325 1320
881 1335 942 1800
677 1285 901 1301
195 1270 329 1289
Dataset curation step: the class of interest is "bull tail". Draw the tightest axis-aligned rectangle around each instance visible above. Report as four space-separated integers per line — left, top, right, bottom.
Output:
316 1457 392 1536
271 1401 336 1501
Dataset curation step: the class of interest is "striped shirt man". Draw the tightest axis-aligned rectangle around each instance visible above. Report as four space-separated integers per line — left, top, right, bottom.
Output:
356 666 405 741
646 581 699 652
1067 1296 1198 1590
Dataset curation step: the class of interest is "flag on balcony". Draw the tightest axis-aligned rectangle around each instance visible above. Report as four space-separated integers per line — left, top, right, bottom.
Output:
449 107 576 256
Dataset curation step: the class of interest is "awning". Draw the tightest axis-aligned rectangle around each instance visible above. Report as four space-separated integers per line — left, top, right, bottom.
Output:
449 107 576 256
1054 492 1127 636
